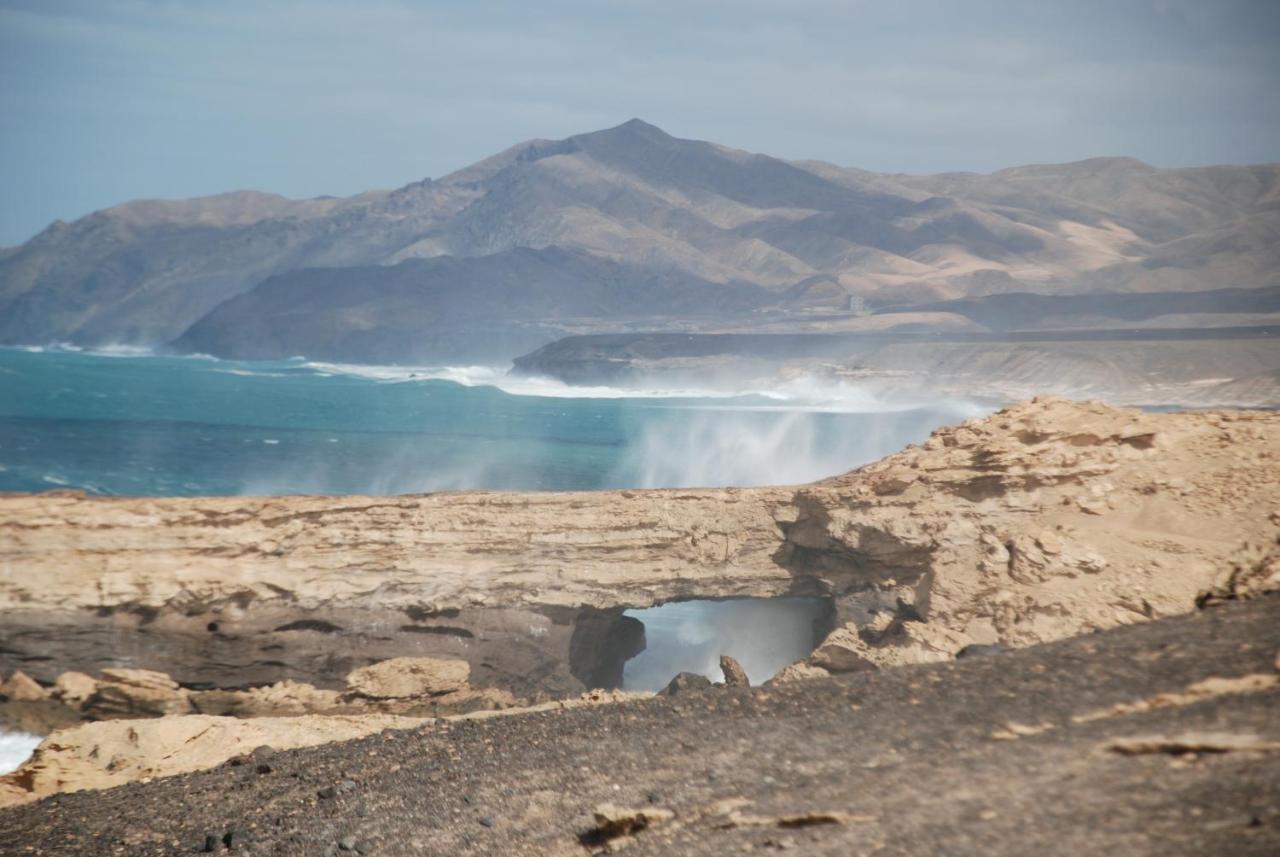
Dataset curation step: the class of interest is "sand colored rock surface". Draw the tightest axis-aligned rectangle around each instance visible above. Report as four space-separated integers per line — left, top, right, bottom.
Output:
1 397 1278 689
6 662 520 732
346 657 471 699
0 714 426 808
0 673 46 703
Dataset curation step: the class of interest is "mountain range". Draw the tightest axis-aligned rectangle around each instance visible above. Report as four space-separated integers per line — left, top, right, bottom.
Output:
2 119 1277 363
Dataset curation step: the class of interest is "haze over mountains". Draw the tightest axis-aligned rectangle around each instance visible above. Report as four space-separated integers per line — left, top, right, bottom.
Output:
1 119 1277 363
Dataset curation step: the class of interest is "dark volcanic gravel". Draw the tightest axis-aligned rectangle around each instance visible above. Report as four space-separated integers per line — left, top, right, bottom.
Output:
4 597 1279 856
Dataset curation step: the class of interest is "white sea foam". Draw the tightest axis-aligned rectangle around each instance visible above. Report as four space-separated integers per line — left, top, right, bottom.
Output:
214 368 292 378
0 730 42 776
299 361 964 414
86 343 155 357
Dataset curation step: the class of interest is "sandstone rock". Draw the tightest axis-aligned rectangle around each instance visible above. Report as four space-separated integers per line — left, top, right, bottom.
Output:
83 669 192 718
346 657 470 699
767 662 830 684
809 627 877 673
191 680 344 718
0 671 47 702
238 679 342 712
0 714 427 808
3 399 1278 698
719 655 750 687
52 672 97 707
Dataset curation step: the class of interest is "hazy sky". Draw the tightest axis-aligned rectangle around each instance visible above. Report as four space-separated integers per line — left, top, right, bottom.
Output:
2 0 1278 244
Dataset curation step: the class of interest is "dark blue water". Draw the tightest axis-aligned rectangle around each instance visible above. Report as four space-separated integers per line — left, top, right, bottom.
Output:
0 348 986 495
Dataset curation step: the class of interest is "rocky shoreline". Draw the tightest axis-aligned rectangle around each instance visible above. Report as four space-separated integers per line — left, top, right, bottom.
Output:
4 398 1276 694
1 396 1279 827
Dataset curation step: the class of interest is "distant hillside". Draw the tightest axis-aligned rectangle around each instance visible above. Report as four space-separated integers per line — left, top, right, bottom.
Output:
173 246 766 364
1 119 1277 361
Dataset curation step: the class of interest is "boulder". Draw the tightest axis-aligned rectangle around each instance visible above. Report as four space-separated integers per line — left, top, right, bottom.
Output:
346 657 470 699
83 669 192 718
0 670 47 706
0 671 47 702
52 672 97 707
809 627 878 673
719 655 750 687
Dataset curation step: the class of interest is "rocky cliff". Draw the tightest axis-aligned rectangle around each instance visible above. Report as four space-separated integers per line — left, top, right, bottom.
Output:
2 398 1276 699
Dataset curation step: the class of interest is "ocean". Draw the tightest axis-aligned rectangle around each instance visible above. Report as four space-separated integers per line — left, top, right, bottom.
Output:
0 347 989 765
0 347 988 496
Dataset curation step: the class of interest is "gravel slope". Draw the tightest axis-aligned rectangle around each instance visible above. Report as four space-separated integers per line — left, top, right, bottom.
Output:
3 595 1277 856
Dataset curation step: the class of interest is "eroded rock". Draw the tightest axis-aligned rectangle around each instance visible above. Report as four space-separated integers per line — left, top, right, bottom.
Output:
51 672 96 707
0 672 47 702
83 669 192 719
719 655 750 687
2 399 1278 696
346 657 471 699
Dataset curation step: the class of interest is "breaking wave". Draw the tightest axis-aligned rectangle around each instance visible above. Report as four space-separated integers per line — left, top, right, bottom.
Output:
300 361 961 413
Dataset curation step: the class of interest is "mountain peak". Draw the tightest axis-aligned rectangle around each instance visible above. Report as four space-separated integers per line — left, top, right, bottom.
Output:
580 118 673 144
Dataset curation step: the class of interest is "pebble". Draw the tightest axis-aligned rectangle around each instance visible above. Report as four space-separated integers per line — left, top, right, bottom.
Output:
479 816 496 828
319 779 359 799
339 835 358 851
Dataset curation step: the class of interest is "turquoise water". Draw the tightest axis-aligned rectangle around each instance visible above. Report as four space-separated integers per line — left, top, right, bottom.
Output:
0 347 986 496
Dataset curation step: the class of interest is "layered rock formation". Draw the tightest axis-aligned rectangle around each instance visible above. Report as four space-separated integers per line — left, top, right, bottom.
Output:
2 398 1277 702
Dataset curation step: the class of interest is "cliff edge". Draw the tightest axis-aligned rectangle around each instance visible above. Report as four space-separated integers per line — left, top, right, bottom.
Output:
1 397 1276 697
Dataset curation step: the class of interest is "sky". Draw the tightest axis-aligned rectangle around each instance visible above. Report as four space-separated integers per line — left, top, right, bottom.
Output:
2 0 1279 245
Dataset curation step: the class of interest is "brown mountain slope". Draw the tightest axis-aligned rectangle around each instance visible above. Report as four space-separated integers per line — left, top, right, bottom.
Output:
1 120 1276 354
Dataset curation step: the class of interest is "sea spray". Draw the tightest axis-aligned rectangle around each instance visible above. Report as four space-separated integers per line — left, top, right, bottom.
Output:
0 348 991 496
612 400 985 488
